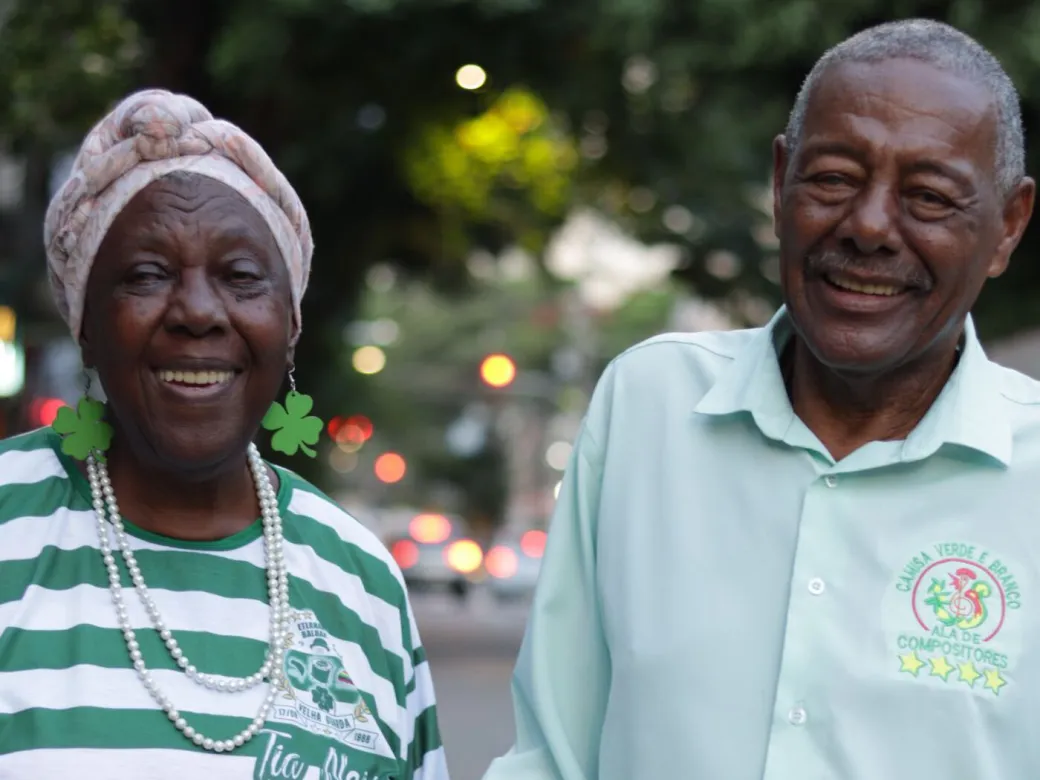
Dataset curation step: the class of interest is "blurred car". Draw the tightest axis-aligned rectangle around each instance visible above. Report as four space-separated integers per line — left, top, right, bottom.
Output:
483 528 547 602
387 512 484 601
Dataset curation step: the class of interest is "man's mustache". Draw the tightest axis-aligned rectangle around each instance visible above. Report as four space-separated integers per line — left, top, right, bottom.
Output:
804 249 933 291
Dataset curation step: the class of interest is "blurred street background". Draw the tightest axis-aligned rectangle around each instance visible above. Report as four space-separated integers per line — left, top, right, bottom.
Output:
6 1 1040 777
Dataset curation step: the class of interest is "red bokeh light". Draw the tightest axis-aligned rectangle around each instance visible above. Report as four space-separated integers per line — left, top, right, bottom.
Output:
391 539 419 569
520 529 547 559
30 398 67 427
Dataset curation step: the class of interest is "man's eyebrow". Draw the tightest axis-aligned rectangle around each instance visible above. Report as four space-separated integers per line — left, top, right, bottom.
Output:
797 140 869 166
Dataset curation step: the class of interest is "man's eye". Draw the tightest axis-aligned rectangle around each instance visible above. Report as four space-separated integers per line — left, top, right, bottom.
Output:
813 173 850 187
911 189 951 207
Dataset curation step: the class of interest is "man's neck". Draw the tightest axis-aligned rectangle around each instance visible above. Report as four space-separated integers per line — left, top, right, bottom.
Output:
97 441 264 541
785 337 959 462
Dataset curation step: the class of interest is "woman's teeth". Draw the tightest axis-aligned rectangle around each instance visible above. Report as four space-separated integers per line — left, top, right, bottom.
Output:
157 370 234 386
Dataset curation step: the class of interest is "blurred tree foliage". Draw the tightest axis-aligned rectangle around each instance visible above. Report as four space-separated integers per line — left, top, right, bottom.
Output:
4 0 1040 490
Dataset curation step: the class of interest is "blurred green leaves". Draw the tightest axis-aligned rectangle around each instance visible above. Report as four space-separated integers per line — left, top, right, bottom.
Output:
0 0 139 147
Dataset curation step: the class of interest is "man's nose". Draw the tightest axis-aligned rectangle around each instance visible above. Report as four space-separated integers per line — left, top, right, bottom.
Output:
836 182 904 256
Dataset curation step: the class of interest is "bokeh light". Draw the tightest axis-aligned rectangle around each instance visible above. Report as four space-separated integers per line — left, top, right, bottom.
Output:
353 346 387 375
545 440 572 470
391 539 419 569
30 398 66 427
485 545 518 578
329 449 359 474
374 452 407 483
521 529 547 558
480 353 516 388
409 513 452 544
455 64 487 90
444 539 483 573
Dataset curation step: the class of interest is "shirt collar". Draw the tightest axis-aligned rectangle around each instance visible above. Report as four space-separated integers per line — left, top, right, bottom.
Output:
694 306 1011 467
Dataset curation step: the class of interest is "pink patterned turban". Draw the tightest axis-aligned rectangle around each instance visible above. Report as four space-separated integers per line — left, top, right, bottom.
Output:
44 89 313 340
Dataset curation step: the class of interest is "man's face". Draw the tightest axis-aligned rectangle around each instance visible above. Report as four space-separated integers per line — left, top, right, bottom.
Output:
773 58 1034 374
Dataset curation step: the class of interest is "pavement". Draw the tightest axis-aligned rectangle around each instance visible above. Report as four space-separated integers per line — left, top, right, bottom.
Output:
412 590 530 780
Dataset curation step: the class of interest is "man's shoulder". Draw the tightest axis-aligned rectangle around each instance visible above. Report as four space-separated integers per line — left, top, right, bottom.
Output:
990 360 1040 408
606 326 760 390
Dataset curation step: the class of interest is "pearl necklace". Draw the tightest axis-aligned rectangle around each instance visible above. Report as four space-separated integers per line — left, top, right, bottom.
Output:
86 443 289 754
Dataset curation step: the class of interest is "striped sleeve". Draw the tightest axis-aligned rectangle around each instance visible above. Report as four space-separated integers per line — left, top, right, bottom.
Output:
402 598 449 779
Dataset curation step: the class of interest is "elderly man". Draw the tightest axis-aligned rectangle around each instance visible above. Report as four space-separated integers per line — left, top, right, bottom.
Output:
483 19 1037 780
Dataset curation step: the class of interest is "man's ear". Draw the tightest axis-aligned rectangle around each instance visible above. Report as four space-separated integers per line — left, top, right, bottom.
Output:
988 176 1036 278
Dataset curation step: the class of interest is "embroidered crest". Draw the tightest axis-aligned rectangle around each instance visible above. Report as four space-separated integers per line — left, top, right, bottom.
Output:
887 542 1023 696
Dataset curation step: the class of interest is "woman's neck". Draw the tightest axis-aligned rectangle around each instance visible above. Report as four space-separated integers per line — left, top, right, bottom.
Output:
90 439 269 541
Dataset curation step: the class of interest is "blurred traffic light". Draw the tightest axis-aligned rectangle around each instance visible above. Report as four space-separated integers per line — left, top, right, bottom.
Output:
479 353 516 388
29 398 66 427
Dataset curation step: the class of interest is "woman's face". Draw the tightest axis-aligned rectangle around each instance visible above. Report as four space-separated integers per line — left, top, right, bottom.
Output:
81 173 295 476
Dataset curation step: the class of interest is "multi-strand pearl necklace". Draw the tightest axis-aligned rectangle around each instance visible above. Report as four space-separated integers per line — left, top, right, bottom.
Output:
86 442 289 754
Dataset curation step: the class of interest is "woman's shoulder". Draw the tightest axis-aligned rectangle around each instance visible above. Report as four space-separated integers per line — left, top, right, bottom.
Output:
273 465 408 604
0 427 81 524
0 427 72 491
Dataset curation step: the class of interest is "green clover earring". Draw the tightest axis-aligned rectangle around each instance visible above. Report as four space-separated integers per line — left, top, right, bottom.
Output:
262 366 323 458
51 372 113 461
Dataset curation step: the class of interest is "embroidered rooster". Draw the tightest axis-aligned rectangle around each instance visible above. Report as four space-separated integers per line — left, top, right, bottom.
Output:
924 568 990 630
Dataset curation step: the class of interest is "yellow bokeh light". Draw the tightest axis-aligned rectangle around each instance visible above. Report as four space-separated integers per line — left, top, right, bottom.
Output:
0 306 15 343
480 353 516 388
353 345 386 375
444 539 484 574
455 64 487 90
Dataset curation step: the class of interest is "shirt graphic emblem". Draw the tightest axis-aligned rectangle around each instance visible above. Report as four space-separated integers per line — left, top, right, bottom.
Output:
888 542 1023 697
269 609 395 758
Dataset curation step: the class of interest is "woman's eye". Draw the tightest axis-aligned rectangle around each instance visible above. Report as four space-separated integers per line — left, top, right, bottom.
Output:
126 265 166 284
228 269 263 284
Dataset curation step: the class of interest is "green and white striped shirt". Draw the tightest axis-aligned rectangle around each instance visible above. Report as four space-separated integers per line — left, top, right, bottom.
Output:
0 427 447 780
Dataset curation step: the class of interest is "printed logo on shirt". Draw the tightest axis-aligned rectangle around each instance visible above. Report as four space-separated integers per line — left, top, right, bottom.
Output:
251 609 400 780
886 542 1023 697
268 609 394 757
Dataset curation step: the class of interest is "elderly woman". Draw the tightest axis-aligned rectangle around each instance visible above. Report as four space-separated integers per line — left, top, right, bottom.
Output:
0 90 447 779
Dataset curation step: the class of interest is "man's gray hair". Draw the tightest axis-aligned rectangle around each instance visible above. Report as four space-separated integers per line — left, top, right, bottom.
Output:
785 19 1025 196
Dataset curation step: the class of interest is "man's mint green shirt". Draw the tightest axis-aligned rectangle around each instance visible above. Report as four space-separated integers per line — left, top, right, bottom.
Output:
484 309 1040 780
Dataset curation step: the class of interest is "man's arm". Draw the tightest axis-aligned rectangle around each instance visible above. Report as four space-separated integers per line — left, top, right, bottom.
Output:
483 419 610 780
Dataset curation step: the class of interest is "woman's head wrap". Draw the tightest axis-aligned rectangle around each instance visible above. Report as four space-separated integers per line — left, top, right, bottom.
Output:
43 89 313 340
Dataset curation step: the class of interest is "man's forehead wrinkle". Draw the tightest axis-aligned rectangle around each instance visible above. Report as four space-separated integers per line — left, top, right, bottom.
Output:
804 79 999 163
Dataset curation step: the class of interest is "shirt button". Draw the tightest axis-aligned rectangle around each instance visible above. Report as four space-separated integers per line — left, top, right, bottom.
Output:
808 577 826 596
788 706 807 726
824 475 838 488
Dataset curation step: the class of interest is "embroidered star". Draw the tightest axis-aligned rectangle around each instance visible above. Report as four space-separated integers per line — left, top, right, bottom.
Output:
958 662 981 688
983 668 1007 695
899 651 925 676
928 655 955 682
